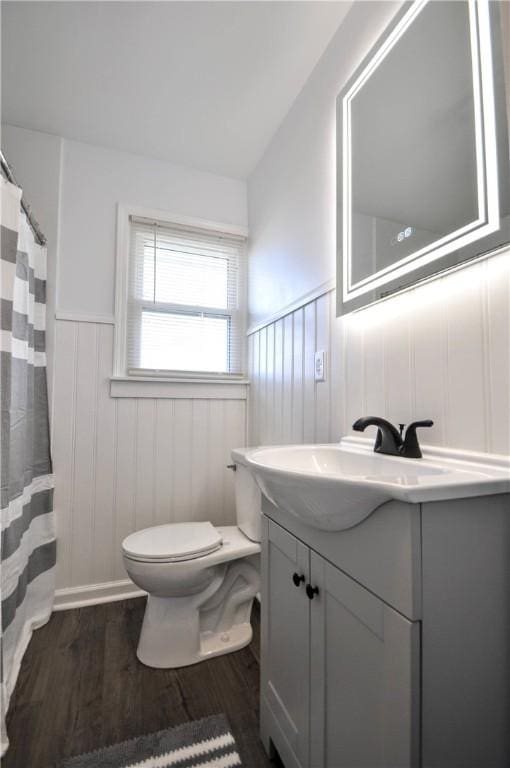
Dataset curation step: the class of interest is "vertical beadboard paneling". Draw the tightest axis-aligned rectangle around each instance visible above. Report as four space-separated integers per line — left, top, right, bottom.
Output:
291 308 304 443
53 251 510 593
191 400 209 520
246 333 255 445
52 321 78 588
329 298 343 442
71 323 98 586
360 310 385 422
251 331 260 446
265 323 275 443
303 302 316 442
134 399 156 532
207 400 225 526
92 324 117 583
343 312 363 436
114 398 137 579
409 279 448 446
154 399 174 525
171 400 193 524
257 327 266 444
52 319 247 591
382 293 413 429
282 314 294 443
223 399 246 520
273 320 284 444
445 264 486 451
486 253 510 454
247 249 510 463
315 293 330 442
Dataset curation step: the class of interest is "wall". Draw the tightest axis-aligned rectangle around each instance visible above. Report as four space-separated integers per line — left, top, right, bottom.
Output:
52 319 246 593
248 290 343 447
247 1 510 457
248 252 510 456
57 139 247 317
5 1 509 602
248 1 399 328
3 126 249 600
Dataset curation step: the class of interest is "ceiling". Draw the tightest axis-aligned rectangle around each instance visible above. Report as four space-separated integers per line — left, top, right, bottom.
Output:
2 1 351 179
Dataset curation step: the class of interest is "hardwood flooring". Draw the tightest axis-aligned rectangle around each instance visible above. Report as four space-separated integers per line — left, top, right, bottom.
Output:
3 597 276 768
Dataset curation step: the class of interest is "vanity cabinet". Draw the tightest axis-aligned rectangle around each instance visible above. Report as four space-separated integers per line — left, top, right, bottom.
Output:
261 516 419 768
309 552 419 768
260 492 510 768
261 519 310 768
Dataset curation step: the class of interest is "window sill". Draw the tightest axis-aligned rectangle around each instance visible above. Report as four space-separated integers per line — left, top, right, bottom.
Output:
110 376 250 400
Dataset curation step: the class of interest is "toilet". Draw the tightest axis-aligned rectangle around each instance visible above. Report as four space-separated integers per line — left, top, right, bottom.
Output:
122 460 261 669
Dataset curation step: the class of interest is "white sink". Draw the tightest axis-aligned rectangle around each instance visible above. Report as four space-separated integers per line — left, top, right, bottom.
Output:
232 438 510 531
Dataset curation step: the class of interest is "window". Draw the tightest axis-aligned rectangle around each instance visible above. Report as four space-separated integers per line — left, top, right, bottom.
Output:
119 214 246 378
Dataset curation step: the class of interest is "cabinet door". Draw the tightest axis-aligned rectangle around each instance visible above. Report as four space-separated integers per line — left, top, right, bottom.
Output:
310 552 420 768
261 517 310 768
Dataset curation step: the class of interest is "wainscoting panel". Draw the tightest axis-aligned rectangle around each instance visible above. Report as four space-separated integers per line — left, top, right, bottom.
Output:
51 251 509 593
52 320 246 590
248 249 510 457
248 290 344 447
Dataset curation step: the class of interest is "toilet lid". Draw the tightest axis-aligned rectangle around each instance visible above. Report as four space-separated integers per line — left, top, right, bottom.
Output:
122 522 223 562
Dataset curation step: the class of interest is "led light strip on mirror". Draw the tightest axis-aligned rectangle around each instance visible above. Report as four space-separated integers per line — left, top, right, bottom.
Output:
342 0 499 304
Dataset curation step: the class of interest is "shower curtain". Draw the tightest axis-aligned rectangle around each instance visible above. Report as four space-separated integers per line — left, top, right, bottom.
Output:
0 177 56 755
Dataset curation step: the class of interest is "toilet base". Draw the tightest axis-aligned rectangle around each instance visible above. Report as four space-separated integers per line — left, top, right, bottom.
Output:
200 620 253 661
135 557 260 669
137 620 253 669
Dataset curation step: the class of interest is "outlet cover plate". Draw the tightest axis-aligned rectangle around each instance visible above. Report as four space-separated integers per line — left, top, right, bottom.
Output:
315 350 326 382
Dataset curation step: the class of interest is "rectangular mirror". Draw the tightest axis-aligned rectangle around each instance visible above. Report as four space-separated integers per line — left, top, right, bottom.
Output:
337 0 510 315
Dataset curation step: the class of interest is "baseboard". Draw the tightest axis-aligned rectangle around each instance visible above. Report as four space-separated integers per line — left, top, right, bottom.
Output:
53 579 146 611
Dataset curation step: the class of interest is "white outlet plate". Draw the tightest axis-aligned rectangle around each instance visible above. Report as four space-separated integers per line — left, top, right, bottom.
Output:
314 350 326 382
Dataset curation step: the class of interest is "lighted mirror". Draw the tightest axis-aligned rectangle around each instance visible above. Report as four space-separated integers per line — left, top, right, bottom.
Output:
337 0 510 315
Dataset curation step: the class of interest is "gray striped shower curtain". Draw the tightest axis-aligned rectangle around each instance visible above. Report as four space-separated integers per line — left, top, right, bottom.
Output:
0 177 56 755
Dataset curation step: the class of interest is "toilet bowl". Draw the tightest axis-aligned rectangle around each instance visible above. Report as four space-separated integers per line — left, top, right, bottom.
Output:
122 462 261 669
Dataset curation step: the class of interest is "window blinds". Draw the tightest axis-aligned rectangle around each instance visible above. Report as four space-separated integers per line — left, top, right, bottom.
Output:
127 216 246 376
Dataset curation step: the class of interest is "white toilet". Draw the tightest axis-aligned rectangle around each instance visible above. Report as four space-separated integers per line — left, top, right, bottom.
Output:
122 461 261 668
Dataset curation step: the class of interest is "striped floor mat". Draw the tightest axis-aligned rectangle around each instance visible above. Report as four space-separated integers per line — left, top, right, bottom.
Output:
59 715 242 768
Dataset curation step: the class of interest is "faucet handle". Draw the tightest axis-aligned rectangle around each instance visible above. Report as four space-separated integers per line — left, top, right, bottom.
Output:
401 420 434 458
406 419 433 432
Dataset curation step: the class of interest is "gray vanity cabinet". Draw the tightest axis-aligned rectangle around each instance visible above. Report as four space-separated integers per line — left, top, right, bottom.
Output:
261 515 420 768
309 552 419 768
260 492 510 768
261 517 311 768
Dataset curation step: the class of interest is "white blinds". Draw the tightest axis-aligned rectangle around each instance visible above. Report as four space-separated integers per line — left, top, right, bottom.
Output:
127 216 246 376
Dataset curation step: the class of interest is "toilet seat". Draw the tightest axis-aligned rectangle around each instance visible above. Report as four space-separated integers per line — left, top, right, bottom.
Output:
122 522 223 563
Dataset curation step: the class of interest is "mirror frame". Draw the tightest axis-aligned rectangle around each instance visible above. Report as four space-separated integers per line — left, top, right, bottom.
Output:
337 0 510 316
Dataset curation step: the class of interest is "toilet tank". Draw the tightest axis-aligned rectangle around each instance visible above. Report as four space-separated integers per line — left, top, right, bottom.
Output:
233 461 262 543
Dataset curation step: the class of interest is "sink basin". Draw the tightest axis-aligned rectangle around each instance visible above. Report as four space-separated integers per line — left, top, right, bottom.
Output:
232 439 510 531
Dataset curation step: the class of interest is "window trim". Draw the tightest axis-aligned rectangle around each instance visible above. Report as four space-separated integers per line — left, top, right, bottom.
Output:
114 204 248 385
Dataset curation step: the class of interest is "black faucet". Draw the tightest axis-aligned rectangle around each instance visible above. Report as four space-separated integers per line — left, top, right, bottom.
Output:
352 416 433 459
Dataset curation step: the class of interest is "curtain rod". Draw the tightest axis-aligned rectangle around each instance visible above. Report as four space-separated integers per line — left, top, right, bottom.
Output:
0 149 47 246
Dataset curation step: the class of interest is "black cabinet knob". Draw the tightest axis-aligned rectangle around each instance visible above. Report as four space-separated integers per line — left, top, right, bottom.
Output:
306 584 319 600
292 572 305 587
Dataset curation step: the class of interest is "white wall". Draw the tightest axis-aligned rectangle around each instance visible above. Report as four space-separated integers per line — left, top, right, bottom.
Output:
53 319 246 592
248 290 343 448
249 253 510 456
58 139 247 317
5 0 509 600
3 126 249 597
248 1 400 328
247 1 510 456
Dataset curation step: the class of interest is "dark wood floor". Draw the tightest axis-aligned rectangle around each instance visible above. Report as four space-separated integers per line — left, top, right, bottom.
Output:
4 597 276 768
